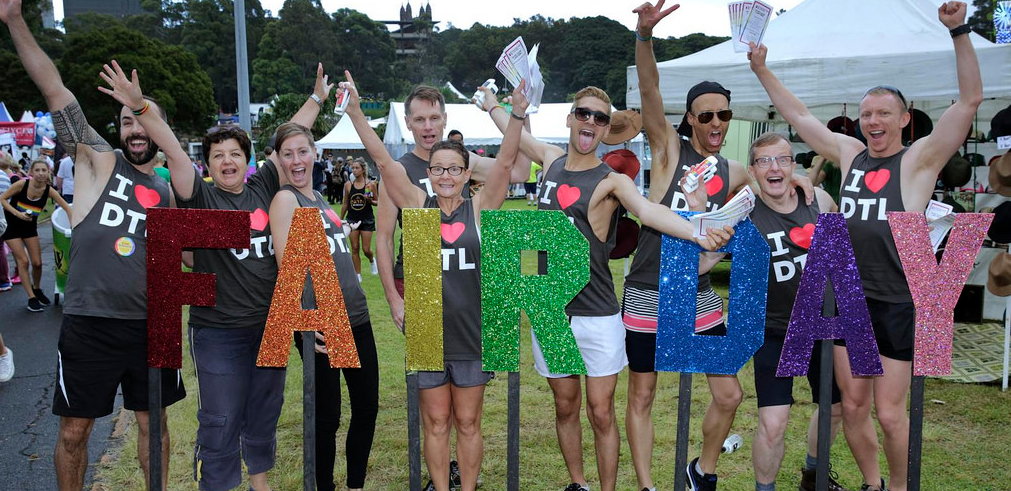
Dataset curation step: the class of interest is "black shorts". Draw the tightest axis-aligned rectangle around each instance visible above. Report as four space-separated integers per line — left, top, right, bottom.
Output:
523 182 537 194
53 314 186 418
625 320 728 373
867 298 914 361
353 219 375 232
753 335 841 408
1 213 38 241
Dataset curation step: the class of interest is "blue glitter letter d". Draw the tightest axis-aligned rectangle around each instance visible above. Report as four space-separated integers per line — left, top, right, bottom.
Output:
657 214 769 375
777 213 882 377
480 210 590 373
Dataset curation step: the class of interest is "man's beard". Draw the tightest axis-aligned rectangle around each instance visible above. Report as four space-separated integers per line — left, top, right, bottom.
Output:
120 135 159 166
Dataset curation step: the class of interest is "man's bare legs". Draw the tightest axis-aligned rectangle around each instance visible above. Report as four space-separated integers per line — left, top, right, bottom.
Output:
834 345 882 488
135 410 170 491
753 405 790 485
697 375 742 474
55 416 94 491
547 376 587 488
584 374 619 491
875 357 911 491
626 370 658 489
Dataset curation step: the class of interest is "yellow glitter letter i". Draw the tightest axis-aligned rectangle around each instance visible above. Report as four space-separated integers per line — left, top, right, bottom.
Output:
403 208 445 371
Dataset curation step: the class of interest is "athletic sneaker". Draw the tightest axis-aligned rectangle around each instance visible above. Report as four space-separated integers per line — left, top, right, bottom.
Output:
27 297 44 312
370 259 378 275
641 488 657 491
686 457 718 491
33 288 51 306
11 274 20 285
0 281 11 291
0 348 13 382
800 466 853 491
423 480 435 491
449 460 460 489
858 480 887 491
563 483 589 491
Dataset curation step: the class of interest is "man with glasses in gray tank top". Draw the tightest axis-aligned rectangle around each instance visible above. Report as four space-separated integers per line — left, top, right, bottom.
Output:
748 3 982 490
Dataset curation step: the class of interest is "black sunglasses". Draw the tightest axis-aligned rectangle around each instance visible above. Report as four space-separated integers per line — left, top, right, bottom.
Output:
864 85 908 110
571 107 611 127
693 109 733 124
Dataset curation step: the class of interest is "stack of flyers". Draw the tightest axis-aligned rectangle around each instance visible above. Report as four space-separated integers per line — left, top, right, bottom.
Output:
690 186 757 238
925 199 955 253
684 156 719 193
728 1 773 53
495 36 545 113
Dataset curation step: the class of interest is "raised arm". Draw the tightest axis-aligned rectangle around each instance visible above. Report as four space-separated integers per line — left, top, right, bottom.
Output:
749 43 861 165
340 70 398 171
289 63 334 130
374 181 405 332
633 0 682 170
98 61 192 198
477 80 529 211
374 159 425 210
479 85 565 171
909 2 982 175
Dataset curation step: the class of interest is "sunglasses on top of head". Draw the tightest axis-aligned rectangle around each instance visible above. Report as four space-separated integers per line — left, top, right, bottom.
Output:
571 107 611 127
693 109 734 124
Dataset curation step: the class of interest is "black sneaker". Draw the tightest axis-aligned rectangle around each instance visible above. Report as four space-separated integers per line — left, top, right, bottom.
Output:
562 483 589 491
800 466 853 491
858 480 887 491
423 480 435 491
449 460 461 489
686 457 718 491
27 297 44 312
33 289 51 306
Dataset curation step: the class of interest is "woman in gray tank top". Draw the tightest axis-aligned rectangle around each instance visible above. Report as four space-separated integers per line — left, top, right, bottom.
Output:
374 83 527 491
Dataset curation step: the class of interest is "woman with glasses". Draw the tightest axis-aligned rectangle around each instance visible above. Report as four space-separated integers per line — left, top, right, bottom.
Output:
269 122 379 491
371 81 527 491
340 157 378 281
100 61 333 491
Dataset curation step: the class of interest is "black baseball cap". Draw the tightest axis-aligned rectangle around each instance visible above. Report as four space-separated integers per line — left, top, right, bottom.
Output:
678 81 732 138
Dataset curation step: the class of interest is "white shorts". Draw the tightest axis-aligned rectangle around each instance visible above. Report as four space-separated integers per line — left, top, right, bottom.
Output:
532 313 628 378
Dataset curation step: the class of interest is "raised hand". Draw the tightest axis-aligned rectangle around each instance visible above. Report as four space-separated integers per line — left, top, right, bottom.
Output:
510 79 529 114
477 85 498 112
0 0 23 25
340 70 362 115
679 174 709 212
313 62 335 103
633 0 680 36
937 1 967 29
97 60 144 111
747 42 768 68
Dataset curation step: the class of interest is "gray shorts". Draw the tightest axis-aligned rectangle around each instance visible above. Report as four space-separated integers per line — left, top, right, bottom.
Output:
418 360 494 389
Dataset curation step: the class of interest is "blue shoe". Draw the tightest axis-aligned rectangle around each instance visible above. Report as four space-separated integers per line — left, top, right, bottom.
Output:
0 282 11 291
686 457 718 491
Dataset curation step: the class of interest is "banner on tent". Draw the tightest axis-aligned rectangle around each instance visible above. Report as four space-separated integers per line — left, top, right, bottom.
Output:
0 122 36 147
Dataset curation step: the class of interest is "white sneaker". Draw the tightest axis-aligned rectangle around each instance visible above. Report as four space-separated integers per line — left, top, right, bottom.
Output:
357 273 362 283
370 260 378 275
0 348 14 382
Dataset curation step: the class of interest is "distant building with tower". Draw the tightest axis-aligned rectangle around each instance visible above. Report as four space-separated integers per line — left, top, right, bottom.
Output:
380 2 438 57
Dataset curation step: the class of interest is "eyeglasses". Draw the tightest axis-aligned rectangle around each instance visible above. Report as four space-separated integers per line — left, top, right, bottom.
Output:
428 165 465 176
864 85 907 110
693 110 733 124
752 155 794 169
571 107 611 127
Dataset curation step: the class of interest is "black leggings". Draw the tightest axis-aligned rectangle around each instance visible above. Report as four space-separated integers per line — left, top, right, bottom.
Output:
296 320 380 490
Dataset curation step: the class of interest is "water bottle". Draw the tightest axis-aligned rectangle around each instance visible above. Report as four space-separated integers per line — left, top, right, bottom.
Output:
721 433 743 453
472 78 498 107
333 88 351 116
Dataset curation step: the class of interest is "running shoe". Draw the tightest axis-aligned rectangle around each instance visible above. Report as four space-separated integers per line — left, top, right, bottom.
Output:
686 457 718 491
800 466 852 491
0 281 11 291
33 288 51 306
11 274 20 285
0 348 13 382
370 259 378 275
449 460 460 489
858 480 887 491
562 483 589 491
27 297 44 312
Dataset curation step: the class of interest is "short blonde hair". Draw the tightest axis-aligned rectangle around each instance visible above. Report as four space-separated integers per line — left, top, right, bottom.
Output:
571 86 611 110
748 132 791 166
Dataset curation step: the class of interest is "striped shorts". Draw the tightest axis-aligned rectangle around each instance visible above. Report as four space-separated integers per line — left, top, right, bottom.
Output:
621 284 725 335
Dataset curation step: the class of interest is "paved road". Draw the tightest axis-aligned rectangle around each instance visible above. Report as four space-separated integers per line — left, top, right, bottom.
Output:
0 223 119 491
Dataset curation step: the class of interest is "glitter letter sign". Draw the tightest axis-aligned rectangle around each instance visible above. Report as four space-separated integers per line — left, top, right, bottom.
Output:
257 208 359 369
480 210 590 373
657 214 769 375
778 213 881 377
147 208 249 368
888 212 993 376
403 208 444 371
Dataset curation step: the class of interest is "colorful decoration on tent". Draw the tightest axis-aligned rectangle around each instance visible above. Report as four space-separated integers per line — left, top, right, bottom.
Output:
480 210 589 373
403 208 444 371
257 208 359 369
777 213 882 377
996 1 1010 44
657 213 769 375
146 208 249 368
888 212 993 376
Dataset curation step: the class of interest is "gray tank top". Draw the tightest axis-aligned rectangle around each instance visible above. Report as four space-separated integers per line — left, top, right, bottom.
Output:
423 196 482 360
625 138 731 293
750 189 821 335
839 149 910 303
538 155 619 316
286 186 370 328
394 152 470 279
64 151 171 319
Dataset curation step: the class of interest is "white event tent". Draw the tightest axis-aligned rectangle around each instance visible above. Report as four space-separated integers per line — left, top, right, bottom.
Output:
315 114 366 150
625 0 1011 126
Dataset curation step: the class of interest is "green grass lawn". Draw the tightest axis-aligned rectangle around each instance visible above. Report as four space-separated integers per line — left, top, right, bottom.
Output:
94 198 1011 490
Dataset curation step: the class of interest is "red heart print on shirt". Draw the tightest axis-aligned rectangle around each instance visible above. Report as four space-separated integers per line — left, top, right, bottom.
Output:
441 222 465 243
556 184 581 209
789 223 816 250
134 185 161 208
705 174 724 197
864 169 890 193
250 208 269 231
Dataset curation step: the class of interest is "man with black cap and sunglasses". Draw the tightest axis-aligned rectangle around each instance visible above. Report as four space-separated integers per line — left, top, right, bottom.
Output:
748 3 982 490
482 83 732 491
625 3 814 491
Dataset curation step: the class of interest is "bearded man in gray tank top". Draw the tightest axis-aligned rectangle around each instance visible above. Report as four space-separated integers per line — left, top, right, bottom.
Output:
482 83 732 491
1 2 187 489
626 4 813 491
749 3 982 490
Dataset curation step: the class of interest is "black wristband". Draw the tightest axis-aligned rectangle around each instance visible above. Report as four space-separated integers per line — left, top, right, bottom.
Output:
949 24 971 38
510 111 527 121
